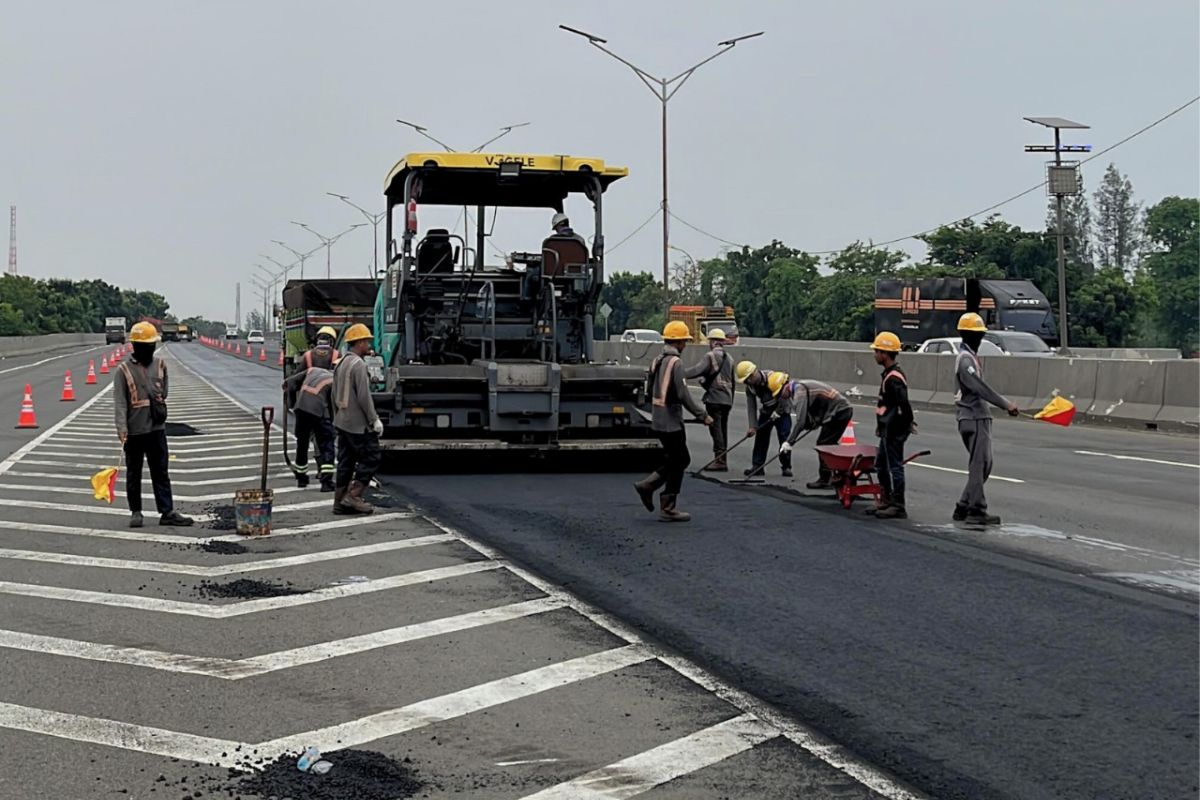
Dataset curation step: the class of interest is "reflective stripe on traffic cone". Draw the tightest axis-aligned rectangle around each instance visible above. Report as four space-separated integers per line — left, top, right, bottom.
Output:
246 346 253 358
235 344 241 355
15 384 38 429
86 360 97 385
839 421 856 445
100 357 110 375
259 348 267 362
60 371 76 402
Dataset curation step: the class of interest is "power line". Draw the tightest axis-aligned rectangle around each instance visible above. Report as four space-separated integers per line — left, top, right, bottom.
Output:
670 95 1200 256
607 206 662 254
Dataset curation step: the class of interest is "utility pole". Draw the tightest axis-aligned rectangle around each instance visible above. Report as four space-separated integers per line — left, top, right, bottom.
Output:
235 283 241 333
1024 116 1091 351
7 206 16 274
561 25 763 288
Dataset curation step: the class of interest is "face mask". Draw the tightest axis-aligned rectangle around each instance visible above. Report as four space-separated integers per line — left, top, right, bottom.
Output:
133 343 156 364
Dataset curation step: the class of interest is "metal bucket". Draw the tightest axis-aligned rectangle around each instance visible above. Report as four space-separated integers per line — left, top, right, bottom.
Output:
234 488 273 536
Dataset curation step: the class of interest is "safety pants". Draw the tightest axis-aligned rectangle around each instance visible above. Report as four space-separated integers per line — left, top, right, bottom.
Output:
293 410 335 480
751 412 792 471
336 429 381 488
124 430 174 515
876 434 908 498
655 429 691 496
706 403 732 456
958 418 993 511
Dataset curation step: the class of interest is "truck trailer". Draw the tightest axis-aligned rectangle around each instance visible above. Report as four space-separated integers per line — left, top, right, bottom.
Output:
875 278 1058 349
104 317 127 344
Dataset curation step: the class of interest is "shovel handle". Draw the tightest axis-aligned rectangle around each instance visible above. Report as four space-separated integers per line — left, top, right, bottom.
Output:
262 406 275 428
902 449 931 465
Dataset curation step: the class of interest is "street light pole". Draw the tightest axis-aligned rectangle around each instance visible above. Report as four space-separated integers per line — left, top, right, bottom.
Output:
561 25 763 288
253 265 275 332
273 240 315 280
327 193 386 277
291 222 366 279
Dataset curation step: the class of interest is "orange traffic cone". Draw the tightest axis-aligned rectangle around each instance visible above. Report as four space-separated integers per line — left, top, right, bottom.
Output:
278 351 284 366
15 384 37 429
236 344 241 355
259 347 267 362
60 371 76 402
86 360 97 385
839 421 857 445
246 346 253 359
100 356 110 375
112 348 121 363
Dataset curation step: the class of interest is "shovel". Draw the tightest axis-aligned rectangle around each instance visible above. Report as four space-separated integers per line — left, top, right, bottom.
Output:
234 406 274 536
691 430 753 477
729 427 814 484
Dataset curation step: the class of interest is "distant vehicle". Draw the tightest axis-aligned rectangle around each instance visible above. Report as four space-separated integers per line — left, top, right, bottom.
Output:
983 330 1054 356
620 328 663 344
161 322 181 342
246 330 265 345
917 337 1006 356
177 323 191 342
104 316 127 344
668 304 739 344
876 278 1057 349
225 327 238 339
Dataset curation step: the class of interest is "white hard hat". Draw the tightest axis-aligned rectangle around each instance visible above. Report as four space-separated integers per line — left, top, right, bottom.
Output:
551 212 569 229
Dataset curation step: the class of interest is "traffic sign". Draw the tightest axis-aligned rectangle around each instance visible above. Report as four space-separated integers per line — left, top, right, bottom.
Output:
598 302 612 318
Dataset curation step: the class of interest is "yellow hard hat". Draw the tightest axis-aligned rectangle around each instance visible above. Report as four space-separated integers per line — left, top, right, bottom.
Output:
735 360 757 383
871 331 901 352
957 312 987 332
706 328 726 341
344 323 372 343
129 321 160 344
317 326 337 340
662 320 691 341
767 371 790 397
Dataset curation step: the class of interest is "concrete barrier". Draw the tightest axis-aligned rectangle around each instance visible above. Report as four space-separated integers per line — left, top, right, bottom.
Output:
976 357 1041 410
1034 357 1098 417
898 353 938 405
1087 360 1167 428
0 333 105 359
1155 360 1200 431
928 354 960 408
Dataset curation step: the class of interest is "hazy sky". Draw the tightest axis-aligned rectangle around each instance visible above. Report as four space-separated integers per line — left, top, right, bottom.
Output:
3 0 1197 323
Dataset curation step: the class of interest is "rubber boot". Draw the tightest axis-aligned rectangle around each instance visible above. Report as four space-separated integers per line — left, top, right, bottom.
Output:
339 480 375 515
319 475 335 493
865 493 892 516
708 454 728 473
876 491 907 519
295 472 309 488
633 472 665 512
332 486 349 514
658 494 690 523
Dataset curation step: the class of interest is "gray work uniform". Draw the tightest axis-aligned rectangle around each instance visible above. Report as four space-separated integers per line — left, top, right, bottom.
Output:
745 370 793 428
333 353 379 434
646 345 707 433
785 380 853 444
954 345 1012 511
685 345 734 456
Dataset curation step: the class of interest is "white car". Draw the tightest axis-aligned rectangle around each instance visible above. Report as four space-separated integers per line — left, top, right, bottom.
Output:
246 330 265 345
620 328 664 344
917 337 1005 356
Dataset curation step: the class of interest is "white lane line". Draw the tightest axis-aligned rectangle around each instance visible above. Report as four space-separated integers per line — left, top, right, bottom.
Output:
0 534 454 575
36 441 260 454
259 645 653 755
3 470 294 487
498 758 562 767
0 701 242 768
521 713 777 800
0 483 305 502
0 597 562 679
1098 571 1200 592
0 561 499 617
909 462 1024 483
0 497 326 519
0 644 645 767
1075 449 1199 470
0 344 110 375
14 459 291 475
207 512 417 541
421 517 924 800
0 385 114 477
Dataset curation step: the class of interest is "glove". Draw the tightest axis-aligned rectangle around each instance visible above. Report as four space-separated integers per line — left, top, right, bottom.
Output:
768 412 780 422
779 441 793 454
372 419 384 436
702 415 714 426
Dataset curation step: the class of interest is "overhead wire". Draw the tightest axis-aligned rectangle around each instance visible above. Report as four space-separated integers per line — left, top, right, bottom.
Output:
606 206 663 254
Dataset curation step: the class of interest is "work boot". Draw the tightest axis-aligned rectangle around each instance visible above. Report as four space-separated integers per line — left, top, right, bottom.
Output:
633 472 664 512
332 486 349 514
295 472 310 488
744 466 762 477
964 508 1001 526
876 492 907 519
780 467 793 478
806 478 832 490
339 481 375 515
319 475 335 493
658 494 690 522
952 504 969 521
129 512 144 529
708 455 728 473
159 511 194 527
865 493 892 516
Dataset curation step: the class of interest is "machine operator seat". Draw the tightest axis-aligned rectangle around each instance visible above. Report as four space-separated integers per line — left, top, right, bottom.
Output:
541 236 589 278
416 228 455 274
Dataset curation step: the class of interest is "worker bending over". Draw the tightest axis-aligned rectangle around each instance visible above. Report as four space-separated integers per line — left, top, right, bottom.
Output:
736 361 793 477
954 313 1018 525
283 365 336 492
332 324 382 515
684 328 734 471
634 321 712 522
867 332 913 519
776 375 853 489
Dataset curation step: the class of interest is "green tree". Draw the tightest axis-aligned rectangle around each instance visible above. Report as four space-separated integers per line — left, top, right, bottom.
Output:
1068 267 1148 347
797 272 876 341
627 281 670 333
245 310 266 332
701 240 804 336
762 254 820 339
1094 163 1143 273
1140 196 1199 354
597 271 658 338
1047 193 1095 275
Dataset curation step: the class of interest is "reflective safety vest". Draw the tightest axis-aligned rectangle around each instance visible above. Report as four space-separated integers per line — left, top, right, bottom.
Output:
117 359 165 410
303 346 340 370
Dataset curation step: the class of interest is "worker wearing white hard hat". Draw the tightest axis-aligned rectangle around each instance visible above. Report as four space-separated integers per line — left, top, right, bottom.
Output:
684 327 735 471
549 212 587 248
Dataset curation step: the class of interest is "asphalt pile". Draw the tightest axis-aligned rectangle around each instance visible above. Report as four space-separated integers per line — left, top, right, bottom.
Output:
199 540 248 555
195 579 306 599
165 422 203 437
203 504 237 531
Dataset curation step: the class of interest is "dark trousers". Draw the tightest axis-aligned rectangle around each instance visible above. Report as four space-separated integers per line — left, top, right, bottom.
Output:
706 403 731 455
655 429 691 495
336 429 382 488
876 434 908 497
294 410 335 477
751 412 792 470
815 408 854 480
124 430 173 515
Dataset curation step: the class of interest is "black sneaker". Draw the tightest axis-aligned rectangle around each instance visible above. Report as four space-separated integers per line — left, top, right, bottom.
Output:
160 511 195 527
806 479 831 490
965 509 1001 526
952 504 969 521
129 512 144 529
780 467 793 477
744 467 761 477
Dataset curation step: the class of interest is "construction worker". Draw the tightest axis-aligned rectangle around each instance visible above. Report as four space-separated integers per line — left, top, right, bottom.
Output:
113 321 193 529
736 361 793 477
634 320 712 522
776 375 854 489
684 328 734 471
298 326 341 371
332 323 382 515
867 332 913 519
549 212 587 249
954 312 1019 525
283 365 336 492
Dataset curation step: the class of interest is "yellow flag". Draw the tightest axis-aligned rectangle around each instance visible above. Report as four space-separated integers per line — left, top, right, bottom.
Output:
91 467 119 504
1033 396 1076 427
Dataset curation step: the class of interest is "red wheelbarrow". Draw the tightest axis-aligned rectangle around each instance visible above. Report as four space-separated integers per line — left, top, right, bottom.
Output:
814 444 931 510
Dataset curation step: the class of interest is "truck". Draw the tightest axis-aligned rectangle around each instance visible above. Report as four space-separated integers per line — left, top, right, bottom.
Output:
282 278 378 365
667 305 739 344
177 323 191 342
286 151 657 454
104 317 127 344
161 322 182 342
875 278 1058 349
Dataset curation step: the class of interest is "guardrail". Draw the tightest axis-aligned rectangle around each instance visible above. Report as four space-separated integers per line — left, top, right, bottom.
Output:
593 341 1199 433
0 333 105 359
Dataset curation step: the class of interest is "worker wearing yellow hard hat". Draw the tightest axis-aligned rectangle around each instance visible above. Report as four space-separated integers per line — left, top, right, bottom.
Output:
331 322 382 516
775 372 854 488
114 320 193 529
954 312 1019 526
868 331 913 519
739 360 796 478
683 327 735 471
633 320 712 522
